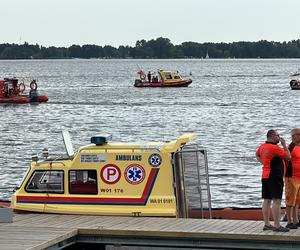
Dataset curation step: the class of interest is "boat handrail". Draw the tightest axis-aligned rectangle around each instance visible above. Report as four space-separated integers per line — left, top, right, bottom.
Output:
37 158 68 166
173 146 211 219
49 161 67 166
77 146 161 154
179 144 207 153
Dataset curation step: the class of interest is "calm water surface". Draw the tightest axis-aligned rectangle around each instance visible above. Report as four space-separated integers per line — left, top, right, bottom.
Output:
1 58 300 208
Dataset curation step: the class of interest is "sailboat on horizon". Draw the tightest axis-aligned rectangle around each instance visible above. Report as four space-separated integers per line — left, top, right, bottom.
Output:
205 51 209 59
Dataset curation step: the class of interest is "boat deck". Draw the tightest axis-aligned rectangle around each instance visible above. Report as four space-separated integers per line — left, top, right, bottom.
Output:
1 213 300 249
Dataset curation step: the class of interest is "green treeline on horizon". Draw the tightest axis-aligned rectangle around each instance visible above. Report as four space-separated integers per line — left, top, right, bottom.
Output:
1 37 300 59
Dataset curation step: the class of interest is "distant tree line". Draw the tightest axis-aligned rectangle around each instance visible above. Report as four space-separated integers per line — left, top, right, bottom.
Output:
1 37 300 59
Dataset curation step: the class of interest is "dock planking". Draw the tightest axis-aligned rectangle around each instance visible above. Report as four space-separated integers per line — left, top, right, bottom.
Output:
1 213 300 249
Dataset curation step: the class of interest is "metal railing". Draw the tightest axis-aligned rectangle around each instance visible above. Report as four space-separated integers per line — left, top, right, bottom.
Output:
173 145 212 219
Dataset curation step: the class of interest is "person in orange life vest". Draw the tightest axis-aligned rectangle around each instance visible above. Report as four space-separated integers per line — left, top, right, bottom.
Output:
285 128 300 229
256 129 291 232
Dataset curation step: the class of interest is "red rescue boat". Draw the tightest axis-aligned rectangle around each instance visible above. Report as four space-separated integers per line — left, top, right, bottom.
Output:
290 79 300 90
0 77 48 104
0 199 10 207
189 207 287 220
0 197 283 220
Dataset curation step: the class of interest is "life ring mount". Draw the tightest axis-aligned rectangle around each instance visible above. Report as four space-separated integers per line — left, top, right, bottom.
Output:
30 80 37 90
138 70 146 80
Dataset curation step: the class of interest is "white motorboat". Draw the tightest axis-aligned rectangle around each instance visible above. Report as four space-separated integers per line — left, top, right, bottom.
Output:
290 69 300 77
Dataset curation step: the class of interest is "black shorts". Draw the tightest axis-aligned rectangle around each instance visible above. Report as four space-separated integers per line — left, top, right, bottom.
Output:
262 178 283 199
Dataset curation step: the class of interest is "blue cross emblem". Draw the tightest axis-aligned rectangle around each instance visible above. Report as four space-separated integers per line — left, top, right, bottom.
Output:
128 167 142 182
148 154 162 167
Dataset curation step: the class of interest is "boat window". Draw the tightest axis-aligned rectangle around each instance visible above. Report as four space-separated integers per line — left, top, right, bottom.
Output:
69 170 98 194
25 170 64 193
165 74 172 80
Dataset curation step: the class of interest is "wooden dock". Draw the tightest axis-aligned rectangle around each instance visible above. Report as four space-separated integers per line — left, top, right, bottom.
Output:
1 213 300 249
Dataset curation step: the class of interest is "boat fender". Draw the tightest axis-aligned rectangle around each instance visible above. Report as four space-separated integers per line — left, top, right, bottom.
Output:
19 82 26 93
0 87 6 96
30 80 37 90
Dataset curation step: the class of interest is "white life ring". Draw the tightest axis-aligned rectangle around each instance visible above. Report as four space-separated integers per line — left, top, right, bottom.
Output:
30 80 37 90
138 70 146 80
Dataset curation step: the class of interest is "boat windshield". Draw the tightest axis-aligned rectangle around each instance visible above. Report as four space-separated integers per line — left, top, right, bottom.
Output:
25 170 64 193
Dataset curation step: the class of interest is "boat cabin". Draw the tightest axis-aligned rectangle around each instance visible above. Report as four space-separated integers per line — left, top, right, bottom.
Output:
11 132 211 218
0 77 19 97
158 70 183 83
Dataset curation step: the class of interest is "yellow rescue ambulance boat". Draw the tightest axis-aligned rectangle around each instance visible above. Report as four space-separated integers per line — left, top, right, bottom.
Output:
11 132 211 218
134 69 192 87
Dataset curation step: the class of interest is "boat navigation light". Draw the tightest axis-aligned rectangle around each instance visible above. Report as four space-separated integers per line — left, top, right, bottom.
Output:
91 134 112 146
42 148 49 159
31 155 39 162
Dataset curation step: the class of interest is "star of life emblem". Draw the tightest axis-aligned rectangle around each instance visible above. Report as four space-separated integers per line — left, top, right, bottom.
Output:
124 164 145 185
148 154 162 167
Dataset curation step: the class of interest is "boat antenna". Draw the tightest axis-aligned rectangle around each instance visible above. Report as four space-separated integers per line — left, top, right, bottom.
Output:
62 130 75 158
136 64 142 71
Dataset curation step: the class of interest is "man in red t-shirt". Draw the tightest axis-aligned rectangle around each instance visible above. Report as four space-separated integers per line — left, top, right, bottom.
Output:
256 129 290 232
285 128 300 229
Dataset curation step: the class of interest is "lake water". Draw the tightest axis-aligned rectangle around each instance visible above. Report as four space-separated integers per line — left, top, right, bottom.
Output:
1 58 300 208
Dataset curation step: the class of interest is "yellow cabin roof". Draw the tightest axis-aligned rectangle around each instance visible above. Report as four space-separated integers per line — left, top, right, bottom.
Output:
76 133 196 154
158 70 183 82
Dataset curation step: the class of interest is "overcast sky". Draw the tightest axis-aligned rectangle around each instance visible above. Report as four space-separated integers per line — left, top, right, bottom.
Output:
1 0 300 47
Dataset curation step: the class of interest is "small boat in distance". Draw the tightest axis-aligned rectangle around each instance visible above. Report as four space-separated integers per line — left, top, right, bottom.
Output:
290 79 300 90
0 77 48 104
290 69 300 77
134 69 192 87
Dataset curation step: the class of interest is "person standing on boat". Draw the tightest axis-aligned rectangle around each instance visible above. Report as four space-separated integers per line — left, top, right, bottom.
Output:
285 128 300 229
256 129 291 232
147 71 151 82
